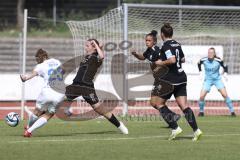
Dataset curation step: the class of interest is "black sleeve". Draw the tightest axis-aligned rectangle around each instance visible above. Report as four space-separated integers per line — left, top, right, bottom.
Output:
219 60 228 73
179 47 185 59
88 55 102 68
143 49 149 59
197 59 203 72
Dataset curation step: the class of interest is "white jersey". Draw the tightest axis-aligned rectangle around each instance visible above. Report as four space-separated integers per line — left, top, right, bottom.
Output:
34 58 62 88
34 58 65 113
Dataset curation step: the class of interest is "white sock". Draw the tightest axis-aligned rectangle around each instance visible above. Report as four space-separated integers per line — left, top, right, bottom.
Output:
28 113 38 128
27 117 48 133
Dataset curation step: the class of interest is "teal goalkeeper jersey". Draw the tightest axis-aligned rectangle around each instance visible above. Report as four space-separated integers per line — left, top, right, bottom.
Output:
198 57 228 80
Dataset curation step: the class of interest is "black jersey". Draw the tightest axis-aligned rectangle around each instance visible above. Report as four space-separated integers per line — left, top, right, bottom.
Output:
73 52 102 87
143 46 161 71
143 46 161 62
159 40 187 85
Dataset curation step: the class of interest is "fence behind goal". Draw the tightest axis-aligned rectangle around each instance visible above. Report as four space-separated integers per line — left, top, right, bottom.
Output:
65 4 240 116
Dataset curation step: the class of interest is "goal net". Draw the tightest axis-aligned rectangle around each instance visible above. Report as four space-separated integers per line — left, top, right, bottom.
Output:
66 4 240 117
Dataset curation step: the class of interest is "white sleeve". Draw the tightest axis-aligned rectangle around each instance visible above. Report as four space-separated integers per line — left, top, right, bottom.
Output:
34 64 43 76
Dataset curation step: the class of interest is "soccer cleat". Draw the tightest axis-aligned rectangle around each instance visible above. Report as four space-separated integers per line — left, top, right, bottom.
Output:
192 129 203 141
198 112 204 117
231 112 236 117
24 130 32 138
168 126 182 140
118 121 128 134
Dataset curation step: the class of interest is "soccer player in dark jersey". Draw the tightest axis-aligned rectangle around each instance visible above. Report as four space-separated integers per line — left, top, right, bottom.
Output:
131 30 181 129
153 23 202 141
65 39 128 134
197 47 236 117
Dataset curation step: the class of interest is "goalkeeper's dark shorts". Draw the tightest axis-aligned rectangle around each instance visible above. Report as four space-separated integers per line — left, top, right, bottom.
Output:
151 79 187 100
65 83 99 105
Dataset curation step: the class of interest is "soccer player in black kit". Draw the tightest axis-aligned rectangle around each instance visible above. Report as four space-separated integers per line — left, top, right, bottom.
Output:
132 25 202 141
155 23 202 141
131 30 182 137
65 39 128 134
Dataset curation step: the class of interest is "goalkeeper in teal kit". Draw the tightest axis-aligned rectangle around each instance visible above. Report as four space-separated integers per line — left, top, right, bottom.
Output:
197 47 236 117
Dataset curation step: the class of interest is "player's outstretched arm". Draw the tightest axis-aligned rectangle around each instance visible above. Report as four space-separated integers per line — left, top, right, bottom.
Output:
92 40 104 60
20 70 38 82
131 49 145 60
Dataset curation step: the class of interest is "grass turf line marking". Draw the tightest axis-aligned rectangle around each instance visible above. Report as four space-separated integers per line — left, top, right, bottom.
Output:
8 133 240 144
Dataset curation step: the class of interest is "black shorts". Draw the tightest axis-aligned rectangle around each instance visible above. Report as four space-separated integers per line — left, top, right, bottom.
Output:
65 84 99 105
151 80 187 100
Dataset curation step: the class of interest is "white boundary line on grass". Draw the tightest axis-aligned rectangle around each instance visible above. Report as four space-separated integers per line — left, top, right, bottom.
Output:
8 133 240 144
56 119 240 124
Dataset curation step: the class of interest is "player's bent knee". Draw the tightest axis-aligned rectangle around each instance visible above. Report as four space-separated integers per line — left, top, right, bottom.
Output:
150 99 156 107
199 96 205 101
219 90 228 98
199 93 207 100
150 98 162 108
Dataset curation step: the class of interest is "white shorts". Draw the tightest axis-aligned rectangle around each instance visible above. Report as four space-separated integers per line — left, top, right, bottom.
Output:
36 87 65 114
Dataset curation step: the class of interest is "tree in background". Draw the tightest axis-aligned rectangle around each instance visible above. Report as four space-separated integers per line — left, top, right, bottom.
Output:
13 0 240 30
17 0 25 29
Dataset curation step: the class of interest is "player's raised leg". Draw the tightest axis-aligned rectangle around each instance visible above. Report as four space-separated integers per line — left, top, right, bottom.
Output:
92 102 128 134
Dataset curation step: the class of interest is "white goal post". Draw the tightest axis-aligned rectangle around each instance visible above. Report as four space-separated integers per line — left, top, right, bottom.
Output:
20 9 28 120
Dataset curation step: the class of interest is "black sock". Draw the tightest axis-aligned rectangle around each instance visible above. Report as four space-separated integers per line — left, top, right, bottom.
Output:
108 114 120 128
164 106 177 116
159 106 178 129
183 107 198 131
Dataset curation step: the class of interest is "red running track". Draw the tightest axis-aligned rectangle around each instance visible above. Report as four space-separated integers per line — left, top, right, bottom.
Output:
0 100 239 120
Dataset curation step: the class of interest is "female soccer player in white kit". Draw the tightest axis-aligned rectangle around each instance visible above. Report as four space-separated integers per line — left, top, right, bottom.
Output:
20 49 65 137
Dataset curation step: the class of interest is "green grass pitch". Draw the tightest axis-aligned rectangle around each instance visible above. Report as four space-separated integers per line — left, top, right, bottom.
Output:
1 116 240 160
